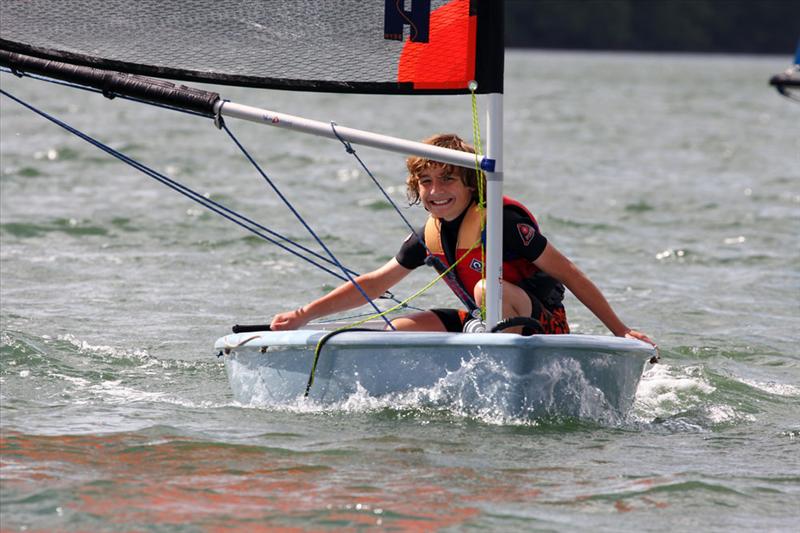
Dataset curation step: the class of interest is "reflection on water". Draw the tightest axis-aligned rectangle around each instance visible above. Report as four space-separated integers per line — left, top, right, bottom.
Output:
0 430 529 529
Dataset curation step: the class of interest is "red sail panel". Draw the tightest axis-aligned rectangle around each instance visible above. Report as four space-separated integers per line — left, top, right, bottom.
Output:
397 0 477 90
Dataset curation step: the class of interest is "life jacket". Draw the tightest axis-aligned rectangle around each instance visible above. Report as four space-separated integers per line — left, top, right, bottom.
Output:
423 196 540 295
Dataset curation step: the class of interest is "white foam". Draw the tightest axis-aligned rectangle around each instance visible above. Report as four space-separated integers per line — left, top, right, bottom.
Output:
635 364 715 401
83 379 167 404
57 333 152 361
632 363 761 426
706 404 755 423
76 378 228 410
632 364 715 419
49 373 91 387
739 378 800 397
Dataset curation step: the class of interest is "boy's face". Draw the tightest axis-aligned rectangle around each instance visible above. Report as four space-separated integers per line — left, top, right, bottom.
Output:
417 165 474 221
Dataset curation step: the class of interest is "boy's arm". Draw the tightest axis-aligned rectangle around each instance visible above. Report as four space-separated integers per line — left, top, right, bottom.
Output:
270 258 412 330
532 243 656 346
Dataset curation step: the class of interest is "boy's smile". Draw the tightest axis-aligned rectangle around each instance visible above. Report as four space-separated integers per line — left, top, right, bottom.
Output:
418 166 474 221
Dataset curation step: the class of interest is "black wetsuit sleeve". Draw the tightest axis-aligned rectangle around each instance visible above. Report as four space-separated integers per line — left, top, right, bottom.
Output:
395 229 427 269
503 207 548 262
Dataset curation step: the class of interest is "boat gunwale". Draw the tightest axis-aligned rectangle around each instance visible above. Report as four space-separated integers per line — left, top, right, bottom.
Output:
215 330 656 355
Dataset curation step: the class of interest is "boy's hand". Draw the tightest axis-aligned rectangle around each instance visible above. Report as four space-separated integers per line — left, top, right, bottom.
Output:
624 329 656 347
270 308 309 331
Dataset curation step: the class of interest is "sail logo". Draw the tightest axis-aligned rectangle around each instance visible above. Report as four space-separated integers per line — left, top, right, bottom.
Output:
384 0 431 43
470 258 483 272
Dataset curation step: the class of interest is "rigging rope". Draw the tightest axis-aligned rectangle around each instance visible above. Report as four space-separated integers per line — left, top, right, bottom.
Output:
304 238 481 396
0 76 368 277
219 118 394 329
2 70 414 309
0 87 403 297
1 68 482 324
330 122 479 314
469 81 488 322
304 106 495 395
330 122 419 239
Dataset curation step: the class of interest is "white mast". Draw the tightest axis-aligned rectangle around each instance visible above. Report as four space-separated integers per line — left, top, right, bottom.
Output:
484 93 503 330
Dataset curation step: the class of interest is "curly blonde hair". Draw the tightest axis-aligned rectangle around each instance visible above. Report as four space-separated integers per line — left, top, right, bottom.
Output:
405 134 483 205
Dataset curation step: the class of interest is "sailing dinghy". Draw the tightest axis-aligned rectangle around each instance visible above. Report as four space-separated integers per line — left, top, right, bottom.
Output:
1 0 656 421
216 327 653 420
769 40 800 102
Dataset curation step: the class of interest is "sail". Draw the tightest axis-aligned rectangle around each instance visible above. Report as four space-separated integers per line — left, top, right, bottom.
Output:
0 0 503 95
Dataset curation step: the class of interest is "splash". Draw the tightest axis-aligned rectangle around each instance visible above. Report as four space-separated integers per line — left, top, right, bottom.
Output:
232 351 634 426
737 378 800 397
1 330 231 417
56 333 153 362
631 363 757 428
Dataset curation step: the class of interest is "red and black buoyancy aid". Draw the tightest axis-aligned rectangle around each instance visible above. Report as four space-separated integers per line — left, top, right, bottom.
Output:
423 196 540 296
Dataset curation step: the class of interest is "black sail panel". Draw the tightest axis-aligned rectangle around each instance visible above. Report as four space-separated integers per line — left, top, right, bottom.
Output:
0 0 503 95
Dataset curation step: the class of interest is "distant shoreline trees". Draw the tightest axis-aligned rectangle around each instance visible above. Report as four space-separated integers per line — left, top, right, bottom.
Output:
505 0 799 55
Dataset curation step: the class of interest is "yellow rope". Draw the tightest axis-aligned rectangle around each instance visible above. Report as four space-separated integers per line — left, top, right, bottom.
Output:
470 81 487 321
306 92 488 393
326 238 481 334
313 84 488 356
305 239 482 394
319 85 487 334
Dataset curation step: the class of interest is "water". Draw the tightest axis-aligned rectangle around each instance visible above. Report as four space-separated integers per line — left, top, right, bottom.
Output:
1 51 798 530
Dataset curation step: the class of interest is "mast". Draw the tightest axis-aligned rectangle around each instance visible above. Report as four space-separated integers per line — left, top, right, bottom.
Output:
484 93 503 330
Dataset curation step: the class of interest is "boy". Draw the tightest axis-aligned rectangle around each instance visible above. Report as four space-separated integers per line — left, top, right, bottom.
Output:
270 134 654 346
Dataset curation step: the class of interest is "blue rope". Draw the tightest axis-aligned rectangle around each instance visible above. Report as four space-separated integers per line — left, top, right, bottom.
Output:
220 122 395 329
329 123 478 312
330 123 424 243
0 87 361 282
1 70 409 311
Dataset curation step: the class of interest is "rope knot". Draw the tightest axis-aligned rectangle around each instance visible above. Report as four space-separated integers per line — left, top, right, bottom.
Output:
214 100 228 129
330 122 355 153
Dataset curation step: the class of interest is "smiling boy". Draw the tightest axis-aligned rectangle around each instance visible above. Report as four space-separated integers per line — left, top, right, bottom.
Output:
270 134 654 346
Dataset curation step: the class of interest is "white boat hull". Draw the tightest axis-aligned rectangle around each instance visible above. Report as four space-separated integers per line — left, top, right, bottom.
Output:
215 330 655 421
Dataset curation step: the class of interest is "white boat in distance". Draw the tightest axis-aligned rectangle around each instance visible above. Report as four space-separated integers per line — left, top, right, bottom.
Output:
216 328 656 420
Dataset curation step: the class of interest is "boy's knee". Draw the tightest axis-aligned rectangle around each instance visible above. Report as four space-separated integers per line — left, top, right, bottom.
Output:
387 316 408 330
472 280 486 302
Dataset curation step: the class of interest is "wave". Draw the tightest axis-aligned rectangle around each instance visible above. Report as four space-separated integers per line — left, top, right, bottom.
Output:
1 219 110 239
630 356 798 432
0 330 232 422
3 328 796 434
223 344 799 432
